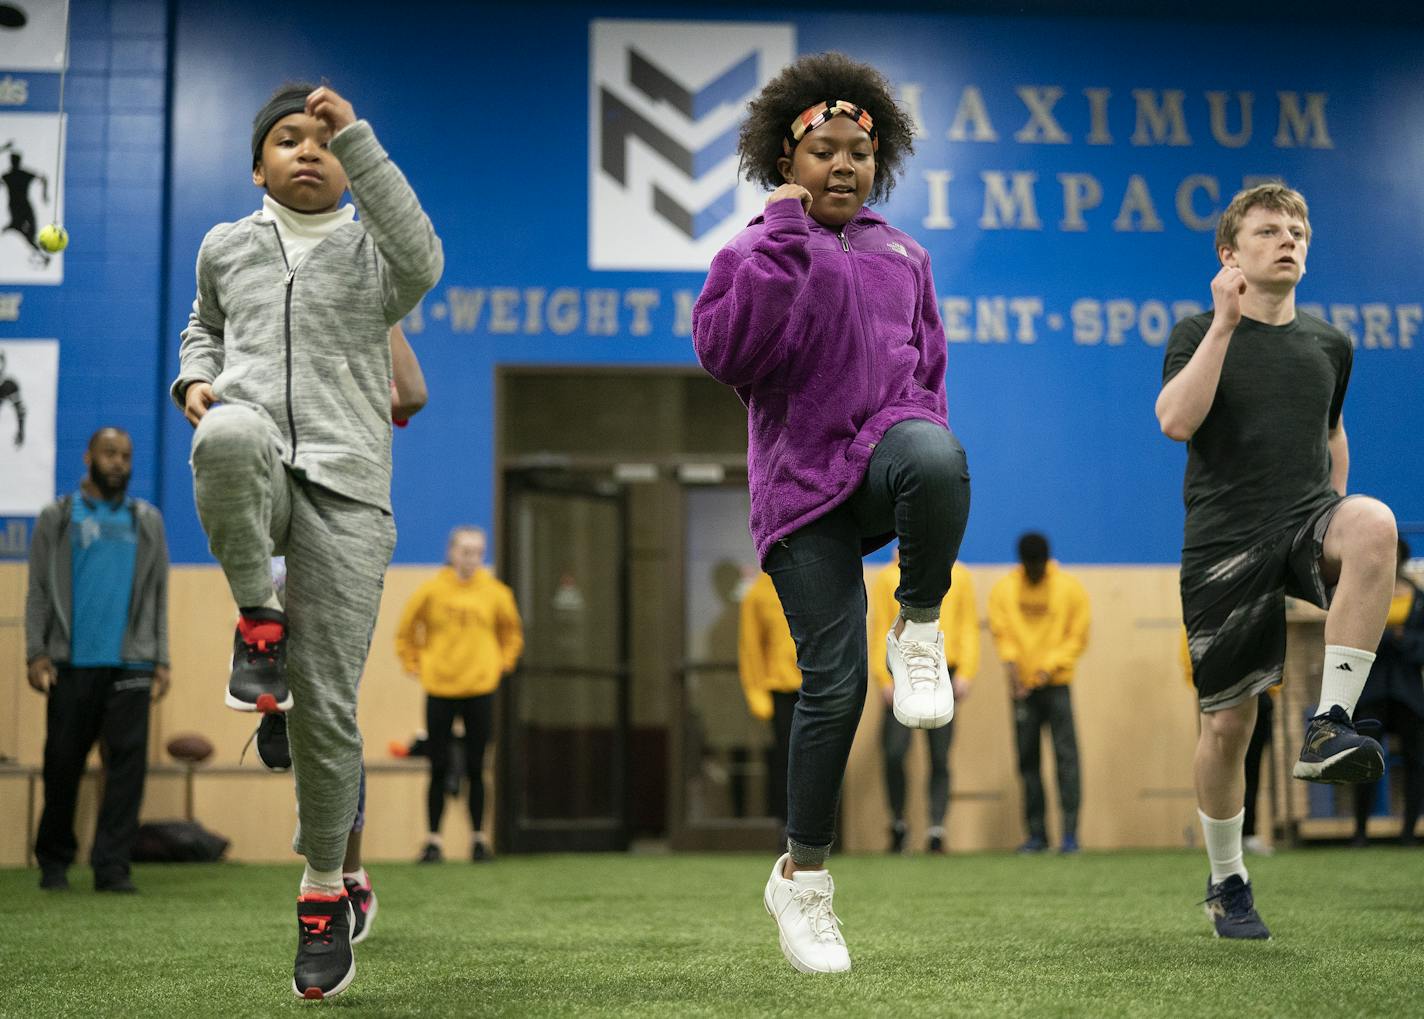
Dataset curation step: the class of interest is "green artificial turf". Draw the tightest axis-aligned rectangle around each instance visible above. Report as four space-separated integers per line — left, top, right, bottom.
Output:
3 849 1422 1017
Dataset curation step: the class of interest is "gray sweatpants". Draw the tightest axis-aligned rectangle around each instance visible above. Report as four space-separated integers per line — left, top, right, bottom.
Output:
191 404 395 871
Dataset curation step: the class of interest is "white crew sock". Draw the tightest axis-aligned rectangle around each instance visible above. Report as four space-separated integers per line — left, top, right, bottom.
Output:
300 864 344 897
1199 808 1247 885
260 592 282 611
425 832 443 847
342 867 367 886
899 618 940 644
1317 645 1376 718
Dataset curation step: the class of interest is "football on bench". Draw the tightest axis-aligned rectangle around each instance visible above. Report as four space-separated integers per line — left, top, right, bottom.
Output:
166 733 215 764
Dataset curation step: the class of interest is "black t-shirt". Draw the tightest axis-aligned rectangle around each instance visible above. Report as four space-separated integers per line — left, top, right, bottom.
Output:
1162 311 1351 566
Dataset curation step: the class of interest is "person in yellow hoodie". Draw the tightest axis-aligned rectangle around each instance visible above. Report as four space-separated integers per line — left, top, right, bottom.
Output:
870 551 979 852
988 532 1089 853
739 571 802 829
396 526 523 863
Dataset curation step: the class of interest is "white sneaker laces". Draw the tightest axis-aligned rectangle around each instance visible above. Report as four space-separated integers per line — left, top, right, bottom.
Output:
899 639 943 690
792 886 845 944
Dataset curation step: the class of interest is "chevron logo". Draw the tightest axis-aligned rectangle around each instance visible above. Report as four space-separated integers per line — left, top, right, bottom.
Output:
589 19 795 270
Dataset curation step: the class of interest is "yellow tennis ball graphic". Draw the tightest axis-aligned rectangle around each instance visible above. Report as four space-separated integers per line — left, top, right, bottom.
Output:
38 224 69 253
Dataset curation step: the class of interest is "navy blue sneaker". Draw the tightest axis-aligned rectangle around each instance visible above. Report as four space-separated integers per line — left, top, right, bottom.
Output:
1292 706 1385 784
1017 836 1048 854
1202 874 1270 940
1059 834 1080 855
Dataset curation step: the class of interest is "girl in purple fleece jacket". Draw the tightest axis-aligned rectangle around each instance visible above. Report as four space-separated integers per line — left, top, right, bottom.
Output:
693 53 970 974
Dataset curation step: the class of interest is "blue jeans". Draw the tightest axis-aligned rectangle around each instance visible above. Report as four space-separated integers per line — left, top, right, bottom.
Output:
765 420 970 855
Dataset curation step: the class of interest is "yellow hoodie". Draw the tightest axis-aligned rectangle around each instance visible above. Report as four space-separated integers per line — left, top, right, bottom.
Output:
988 562 1090 688
738 572 802 721
869 559 980 689
396 566 524 698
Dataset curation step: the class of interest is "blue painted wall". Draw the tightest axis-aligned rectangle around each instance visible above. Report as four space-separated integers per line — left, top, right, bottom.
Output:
19 2 1424 566
0 0 168 514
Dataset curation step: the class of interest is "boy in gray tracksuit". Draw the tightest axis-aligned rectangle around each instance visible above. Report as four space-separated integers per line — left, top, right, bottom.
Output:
171 83 441 1000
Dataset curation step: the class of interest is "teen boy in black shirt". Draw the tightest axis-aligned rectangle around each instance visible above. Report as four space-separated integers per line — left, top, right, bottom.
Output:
1158 183 1396 940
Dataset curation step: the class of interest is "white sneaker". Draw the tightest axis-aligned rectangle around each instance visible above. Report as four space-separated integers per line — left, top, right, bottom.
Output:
762 853 850 973
887 626 953 729
1242 835 1275 857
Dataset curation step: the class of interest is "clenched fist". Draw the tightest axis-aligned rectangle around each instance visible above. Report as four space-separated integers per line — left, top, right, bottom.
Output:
1211 265 1246 330
766 183 812 214
306 86 356 137
183 381 216 427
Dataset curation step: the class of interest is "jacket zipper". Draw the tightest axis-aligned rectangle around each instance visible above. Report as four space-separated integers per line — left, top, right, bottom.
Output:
838 225 877 442
268 222 299 458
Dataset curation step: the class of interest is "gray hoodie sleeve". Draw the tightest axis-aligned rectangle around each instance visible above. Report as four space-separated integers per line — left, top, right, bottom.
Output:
171 228 228 409
24 502 58 663
329 120 444 325
151 508 171 666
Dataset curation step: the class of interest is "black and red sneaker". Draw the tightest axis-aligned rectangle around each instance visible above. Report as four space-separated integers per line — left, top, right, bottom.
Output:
344 874 378 944
227 608 292 714
292 893 355 1000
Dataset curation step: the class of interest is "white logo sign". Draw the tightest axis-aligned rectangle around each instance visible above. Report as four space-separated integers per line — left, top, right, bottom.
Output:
589 19 794 271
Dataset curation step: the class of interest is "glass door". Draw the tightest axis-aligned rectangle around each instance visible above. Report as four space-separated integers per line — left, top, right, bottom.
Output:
671 481 784 850
500 471 630 852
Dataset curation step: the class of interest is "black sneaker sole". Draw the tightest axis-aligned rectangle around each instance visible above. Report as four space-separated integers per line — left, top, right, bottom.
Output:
291 957 355 1001
1292 744 1386 784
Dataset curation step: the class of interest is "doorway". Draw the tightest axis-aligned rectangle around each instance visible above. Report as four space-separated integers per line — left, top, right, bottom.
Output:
495 367 785 852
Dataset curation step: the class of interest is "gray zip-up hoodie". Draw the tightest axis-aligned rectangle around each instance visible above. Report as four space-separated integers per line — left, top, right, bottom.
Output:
25 493 170 667
171 120 443 512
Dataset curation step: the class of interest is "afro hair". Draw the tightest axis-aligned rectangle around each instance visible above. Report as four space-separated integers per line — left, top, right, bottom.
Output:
738 52 916 206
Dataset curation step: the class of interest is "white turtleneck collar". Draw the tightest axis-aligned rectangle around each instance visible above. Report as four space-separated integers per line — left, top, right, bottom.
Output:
259 193 356 269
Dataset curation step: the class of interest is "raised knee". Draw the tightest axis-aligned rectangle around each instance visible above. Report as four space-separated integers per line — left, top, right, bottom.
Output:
1354 499 1398 558
192 404 264 460
904 430 968 484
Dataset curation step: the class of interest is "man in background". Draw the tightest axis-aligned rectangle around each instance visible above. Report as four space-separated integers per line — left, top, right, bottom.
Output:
26 427 170 892
989 532 1089 854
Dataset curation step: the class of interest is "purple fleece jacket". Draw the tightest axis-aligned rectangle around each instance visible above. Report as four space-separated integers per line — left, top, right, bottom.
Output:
693 198 949 563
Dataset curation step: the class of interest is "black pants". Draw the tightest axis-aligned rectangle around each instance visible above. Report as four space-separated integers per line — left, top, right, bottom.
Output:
767 691 799 824
426 692 495 833
883 704 956 828
1351 699 1424 840
1242 691 1273 837
35 667 152 879
766 420 970 851
1014 685 1080 842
